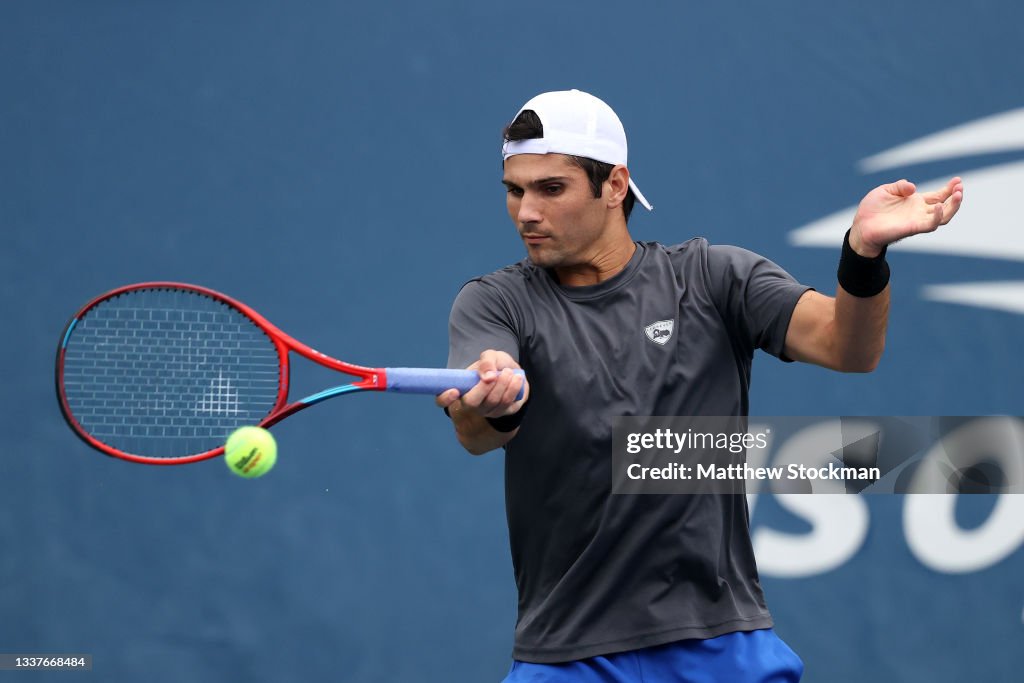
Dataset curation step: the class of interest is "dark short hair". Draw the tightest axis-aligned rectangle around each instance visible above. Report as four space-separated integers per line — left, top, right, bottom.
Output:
503 110 636 221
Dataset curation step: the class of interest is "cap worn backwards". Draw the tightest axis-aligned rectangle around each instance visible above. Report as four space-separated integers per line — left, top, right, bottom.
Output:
501 89 653 211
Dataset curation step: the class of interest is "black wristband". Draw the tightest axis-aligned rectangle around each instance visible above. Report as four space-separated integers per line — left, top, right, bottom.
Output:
443 400 529 432
837 228 889 297
485 399 529 433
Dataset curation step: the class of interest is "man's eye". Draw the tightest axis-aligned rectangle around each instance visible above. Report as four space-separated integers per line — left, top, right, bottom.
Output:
506 187 524 197
544 185 563 195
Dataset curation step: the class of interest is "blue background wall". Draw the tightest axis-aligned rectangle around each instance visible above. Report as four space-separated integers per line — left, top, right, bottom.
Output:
3 2 1022 681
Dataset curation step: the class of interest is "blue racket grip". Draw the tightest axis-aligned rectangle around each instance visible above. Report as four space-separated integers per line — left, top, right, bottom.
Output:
385 367 526 400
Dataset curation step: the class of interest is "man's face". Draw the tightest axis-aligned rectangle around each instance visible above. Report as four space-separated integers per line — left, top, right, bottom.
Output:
502 154 614 270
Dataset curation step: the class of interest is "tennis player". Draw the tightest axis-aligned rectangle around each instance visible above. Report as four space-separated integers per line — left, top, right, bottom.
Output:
436 89 963 682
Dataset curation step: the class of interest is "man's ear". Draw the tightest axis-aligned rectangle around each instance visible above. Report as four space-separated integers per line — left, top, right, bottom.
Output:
605 165 630 209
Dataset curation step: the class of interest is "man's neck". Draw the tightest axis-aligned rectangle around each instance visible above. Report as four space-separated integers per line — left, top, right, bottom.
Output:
554 238 637 287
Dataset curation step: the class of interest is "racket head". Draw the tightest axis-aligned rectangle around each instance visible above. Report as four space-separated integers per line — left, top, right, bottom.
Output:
55 283 290 464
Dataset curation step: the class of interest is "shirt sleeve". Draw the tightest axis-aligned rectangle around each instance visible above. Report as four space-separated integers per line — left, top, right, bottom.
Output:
704 244 812 360
447 279 522 369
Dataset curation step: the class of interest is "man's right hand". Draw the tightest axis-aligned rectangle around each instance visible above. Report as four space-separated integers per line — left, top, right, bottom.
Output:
435 350 529 455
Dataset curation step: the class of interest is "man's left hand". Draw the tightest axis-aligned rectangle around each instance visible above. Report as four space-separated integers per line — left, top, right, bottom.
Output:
850 176 964 257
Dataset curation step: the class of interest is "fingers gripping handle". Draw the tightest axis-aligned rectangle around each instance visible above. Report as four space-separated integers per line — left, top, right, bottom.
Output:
385 368 526 400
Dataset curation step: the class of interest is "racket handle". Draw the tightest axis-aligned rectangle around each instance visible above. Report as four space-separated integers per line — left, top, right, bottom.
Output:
385 367 526 400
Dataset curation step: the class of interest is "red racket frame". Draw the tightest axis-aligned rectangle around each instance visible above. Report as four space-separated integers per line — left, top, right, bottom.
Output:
56 281 387 465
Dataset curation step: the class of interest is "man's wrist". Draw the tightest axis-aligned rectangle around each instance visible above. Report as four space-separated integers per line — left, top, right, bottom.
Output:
838 228 890 297
485 406 527 433
847 227 885 258
443 399 529 433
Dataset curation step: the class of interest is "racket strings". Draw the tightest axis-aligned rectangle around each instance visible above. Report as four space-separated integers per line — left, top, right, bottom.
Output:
61 289 281 459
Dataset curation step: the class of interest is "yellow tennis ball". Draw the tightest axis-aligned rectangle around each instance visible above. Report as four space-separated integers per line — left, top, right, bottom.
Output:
224 426 277 478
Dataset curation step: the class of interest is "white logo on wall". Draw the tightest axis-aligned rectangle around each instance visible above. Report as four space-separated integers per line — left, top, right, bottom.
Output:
766 109 1024 582
644 320 674 345
788 107 1024 314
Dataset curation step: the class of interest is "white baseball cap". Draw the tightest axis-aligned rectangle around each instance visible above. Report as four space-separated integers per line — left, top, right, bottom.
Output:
501 89 653 211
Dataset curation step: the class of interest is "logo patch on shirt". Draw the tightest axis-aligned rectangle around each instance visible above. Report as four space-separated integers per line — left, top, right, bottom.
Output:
644 320 674 346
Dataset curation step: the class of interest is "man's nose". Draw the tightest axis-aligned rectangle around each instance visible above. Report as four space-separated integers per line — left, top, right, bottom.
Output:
517 191 542 224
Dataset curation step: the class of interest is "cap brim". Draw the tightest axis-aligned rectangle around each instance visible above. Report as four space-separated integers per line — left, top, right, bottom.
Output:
629 178 653 211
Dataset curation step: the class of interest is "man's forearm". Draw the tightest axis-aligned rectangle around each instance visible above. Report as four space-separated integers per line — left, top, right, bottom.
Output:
832 226 891 372
833 285 889 372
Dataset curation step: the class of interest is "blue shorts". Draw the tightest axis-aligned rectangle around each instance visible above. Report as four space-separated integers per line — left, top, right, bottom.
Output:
502 629 803 682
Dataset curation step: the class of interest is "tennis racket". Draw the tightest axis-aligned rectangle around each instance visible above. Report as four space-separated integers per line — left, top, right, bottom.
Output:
55 282 523 465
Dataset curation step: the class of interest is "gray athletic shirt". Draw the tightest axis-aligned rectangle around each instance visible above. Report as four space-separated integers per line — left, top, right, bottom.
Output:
447 239 811 663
